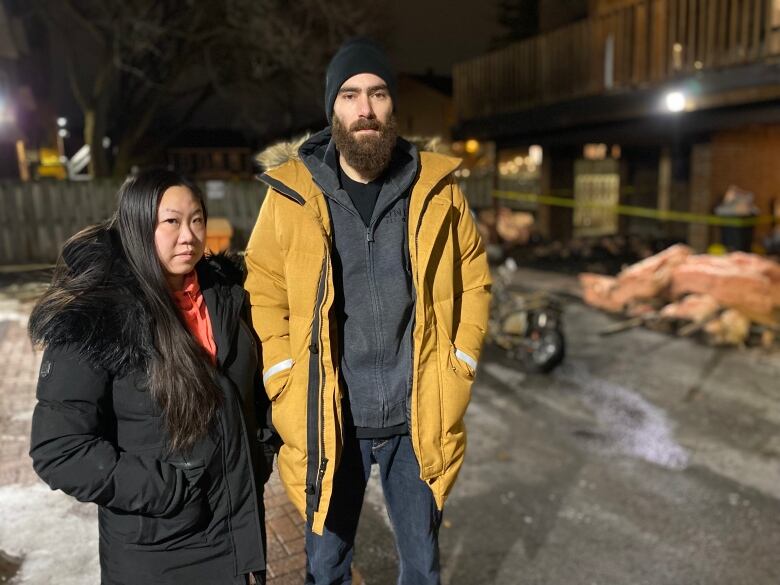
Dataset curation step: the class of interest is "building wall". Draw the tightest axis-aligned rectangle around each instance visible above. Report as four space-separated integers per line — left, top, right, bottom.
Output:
710 125 780 245
539 145 578 241
688 143 714 252
395 76 454 140
589 0 641 15
539 0 588 33
621 147 661 239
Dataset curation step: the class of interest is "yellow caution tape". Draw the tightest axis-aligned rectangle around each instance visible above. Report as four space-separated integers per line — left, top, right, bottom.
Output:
492 190 775 228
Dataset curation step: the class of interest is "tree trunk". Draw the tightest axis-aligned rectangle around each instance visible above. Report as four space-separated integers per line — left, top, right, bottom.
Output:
112 148 134 179
84 108 110 177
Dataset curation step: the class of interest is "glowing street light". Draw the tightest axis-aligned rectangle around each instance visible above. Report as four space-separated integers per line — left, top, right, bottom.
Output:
664 91 687 113
464 139 480 154
56 121 70 162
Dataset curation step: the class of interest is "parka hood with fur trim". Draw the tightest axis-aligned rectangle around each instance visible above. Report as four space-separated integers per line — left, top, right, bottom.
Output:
254 132 445 172
28 225 244 376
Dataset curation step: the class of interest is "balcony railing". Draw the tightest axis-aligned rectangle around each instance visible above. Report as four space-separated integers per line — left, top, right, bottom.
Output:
454 0 780 121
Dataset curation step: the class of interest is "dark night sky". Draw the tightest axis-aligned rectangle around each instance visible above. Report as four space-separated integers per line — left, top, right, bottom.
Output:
389 0 502 75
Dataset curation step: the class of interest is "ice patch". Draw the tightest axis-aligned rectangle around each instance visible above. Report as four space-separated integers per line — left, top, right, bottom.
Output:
555 362 689 470
0 483 99 585
0 299 29 325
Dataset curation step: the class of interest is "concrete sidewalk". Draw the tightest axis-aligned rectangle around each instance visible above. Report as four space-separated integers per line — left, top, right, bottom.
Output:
0 292 306 585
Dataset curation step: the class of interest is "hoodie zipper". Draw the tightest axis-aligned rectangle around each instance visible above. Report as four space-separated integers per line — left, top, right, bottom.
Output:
364 224 389 421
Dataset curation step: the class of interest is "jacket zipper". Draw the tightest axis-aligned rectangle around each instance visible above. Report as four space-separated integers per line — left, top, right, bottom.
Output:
270 178 333 522
313 254 330 511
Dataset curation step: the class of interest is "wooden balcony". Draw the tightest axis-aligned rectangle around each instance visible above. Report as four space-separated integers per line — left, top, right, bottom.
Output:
454 0 780 122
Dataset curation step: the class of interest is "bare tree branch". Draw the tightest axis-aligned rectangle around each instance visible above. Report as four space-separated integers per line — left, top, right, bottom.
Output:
57 0 107 48
30 0 391 175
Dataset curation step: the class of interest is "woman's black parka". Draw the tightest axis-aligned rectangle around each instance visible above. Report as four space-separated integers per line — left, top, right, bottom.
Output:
29 228 270 585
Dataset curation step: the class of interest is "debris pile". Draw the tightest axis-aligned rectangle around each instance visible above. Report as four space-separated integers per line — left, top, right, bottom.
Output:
579 244 780 347
476 208 534 247
509 233 670 275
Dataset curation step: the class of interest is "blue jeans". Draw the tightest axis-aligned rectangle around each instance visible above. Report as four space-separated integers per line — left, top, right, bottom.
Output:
304 434 441 585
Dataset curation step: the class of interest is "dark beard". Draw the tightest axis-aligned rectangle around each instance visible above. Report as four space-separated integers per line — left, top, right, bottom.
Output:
332 113 398 179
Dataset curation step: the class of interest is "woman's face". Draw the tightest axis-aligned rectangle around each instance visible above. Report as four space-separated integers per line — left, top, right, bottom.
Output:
154 186 206 290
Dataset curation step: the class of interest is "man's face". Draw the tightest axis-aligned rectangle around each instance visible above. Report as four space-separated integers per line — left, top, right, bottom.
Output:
332 73 397 179
333 73 393 130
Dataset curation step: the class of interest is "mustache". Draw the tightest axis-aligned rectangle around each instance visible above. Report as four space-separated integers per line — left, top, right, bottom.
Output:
349 118 383 132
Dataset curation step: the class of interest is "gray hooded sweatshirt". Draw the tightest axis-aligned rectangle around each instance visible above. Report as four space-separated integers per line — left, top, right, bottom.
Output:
298 128 419 431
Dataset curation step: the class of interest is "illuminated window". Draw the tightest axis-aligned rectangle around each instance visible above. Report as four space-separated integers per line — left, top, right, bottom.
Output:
583 144 608 160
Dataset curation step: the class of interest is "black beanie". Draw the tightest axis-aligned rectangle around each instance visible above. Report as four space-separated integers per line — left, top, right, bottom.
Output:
324 38 397 124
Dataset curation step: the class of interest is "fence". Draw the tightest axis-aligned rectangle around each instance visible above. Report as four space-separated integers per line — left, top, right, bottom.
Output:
0 180 266 265
454 0 780 121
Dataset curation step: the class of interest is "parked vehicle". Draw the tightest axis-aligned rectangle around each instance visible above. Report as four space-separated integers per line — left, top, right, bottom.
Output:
488 259 566 373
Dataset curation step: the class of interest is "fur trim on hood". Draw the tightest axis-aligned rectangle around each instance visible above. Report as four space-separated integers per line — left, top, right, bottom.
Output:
255 134 309 171
28 226 244 376
255 132 444 171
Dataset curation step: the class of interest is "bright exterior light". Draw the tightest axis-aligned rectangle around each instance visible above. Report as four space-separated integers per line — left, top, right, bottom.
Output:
57 117 68 127
464 139 480 154
102 136 111 148
0 97 13 124
58 128 69 138
529 145 543 166
665 91 687 113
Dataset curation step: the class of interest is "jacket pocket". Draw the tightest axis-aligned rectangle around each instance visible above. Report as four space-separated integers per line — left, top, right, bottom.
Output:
263 358 294 401
126 459 211 550
440 345 475 436
132 490 210 549
450 346 476 381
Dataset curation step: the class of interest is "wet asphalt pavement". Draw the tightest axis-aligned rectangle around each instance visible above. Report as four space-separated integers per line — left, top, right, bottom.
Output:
354 269 780 585
2 267 777 585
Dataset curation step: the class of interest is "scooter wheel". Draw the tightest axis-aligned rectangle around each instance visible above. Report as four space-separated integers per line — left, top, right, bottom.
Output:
528 329 565 373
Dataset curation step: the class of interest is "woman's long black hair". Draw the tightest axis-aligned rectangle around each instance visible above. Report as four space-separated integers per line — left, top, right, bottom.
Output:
114 169 222 453
30 169 222 454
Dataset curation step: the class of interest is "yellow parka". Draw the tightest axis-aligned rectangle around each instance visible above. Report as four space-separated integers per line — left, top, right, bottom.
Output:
245 140 491 535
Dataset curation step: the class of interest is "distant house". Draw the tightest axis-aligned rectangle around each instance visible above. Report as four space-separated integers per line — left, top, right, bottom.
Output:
453 0 780 251
396 73 455 140
167 129 254 181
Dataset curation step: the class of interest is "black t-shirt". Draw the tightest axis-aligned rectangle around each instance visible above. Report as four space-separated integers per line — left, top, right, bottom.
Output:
338 166 381 227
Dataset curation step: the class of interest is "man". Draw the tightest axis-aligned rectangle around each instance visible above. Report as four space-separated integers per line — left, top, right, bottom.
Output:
245 38 491 585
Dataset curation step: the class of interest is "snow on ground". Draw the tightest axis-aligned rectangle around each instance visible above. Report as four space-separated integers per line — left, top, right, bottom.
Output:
0 483 99 585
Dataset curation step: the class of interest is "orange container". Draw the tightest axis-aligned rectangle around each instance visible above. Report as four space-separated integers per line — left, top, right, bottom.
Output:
206 217 233 253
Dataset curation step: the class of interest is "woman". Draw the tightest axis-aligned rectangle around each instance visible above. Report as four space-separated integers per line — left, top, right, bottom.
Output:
29 169 270 585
